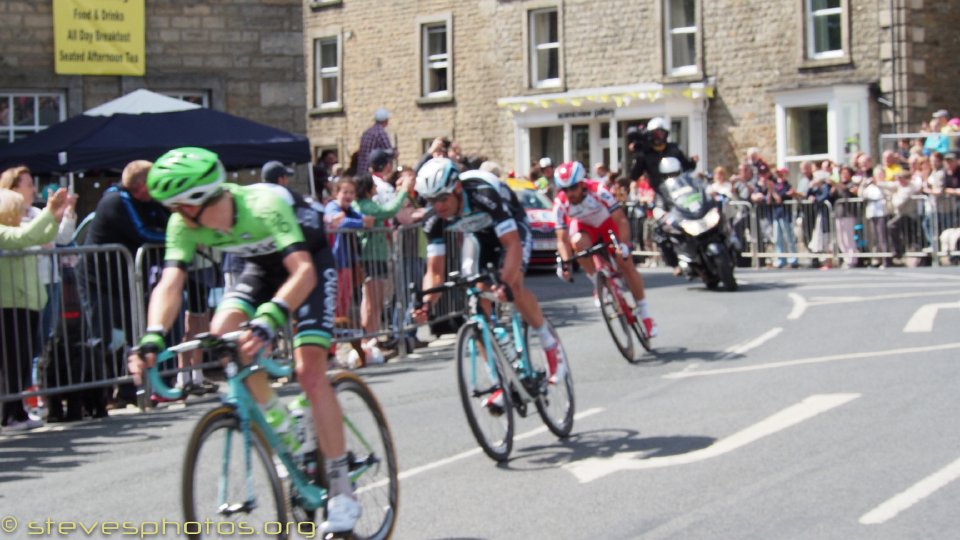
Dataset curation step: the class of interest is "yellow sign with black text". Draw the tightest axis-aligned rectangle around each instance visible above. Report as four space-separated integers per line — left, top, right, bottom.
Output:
53 0 145 76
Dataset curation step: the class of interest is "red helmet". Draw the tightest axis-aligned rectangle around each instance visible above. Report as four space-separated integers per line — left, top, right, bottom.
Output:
554 161 586 189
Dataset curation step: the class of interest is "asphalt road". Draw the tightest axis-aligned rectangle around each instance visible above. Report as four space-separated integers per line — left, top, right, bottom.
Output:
2 266 959 539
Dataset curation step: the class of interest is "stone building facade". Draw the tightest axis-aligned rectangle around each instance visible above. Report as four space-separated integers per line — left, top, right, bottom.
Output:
304 0 960 177
0 0 306 155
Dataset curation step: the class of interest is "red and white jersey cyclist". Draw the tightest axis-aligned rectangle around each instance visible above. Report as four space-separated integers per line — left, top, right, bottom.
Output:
553 163 621 242
552 161 659 338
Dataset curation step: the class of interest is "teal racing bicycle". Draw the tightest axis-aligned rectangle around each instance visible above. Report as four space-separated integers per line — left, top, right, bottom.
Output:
416 269 575 462
146 331 398 539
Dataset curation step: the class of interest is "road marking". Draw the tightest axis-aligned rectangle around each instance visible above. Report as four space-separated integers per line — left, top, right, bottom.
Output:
563 394 859 483
725 327 783 355
859 455 960 525
902 301 960 333
394 407 604 482
789 291 960 321
787 293 807 320
664 342 960 379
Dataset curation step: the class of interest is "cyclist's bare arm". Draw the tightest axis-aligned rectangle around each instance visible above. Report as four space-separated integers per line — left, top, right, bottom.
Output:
555 228 575 263
414 254 446 323
128 266 186 383
147 266 188 334
610 207 633 247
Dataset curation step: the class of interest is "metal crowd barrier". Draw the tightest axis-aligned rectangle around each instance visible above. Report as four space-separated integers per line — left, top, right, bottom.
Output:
133 244 294 383
622 194 952 269
1 244 141 408
327 224 467 359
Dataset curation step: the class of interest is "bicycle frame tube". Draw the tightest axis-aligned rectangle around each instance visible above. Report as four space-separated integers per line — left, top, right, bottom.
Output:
220 359 327 512
595 252 636 325
466 290 535 405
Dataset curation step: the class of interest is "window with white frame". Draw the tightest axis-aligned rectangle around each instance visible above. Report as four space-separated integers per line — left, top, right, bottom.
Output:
670 117 690 152
314 36 341 109
786 106 829 157
664 0 697 75
775 85 870 173
529 8 560 88
421 22 451 97
806 0 843 59
160 91 210 107
0 92 65 144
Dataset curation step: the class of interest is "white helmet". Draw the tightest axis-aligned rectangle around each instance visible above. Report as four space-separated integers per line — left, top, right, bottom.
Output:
659 157 682 177
459 169 500 186
415 157 459 198
647 117 669 132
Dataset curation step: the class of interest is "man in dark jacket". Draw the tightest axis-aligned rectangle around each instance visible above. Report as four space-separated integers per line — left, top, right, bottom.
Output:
80 160 169 407
629 117 697 273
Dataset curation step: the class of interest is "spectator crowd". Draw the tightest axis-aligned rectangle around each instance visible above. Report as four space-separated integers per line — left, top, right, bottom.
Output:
3 105 960 432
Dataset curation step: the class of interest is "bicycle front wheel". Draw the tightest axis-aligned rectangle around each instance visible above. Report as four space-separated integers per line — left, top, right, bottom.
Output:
331 371 399 540
182 406 288 540
525 320 575 438
456 322 514 462
597 274 636 361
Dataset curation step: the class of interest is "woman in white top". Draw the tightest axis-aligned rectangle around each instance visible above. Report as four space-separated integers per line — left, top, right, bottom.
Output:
860 166 892 267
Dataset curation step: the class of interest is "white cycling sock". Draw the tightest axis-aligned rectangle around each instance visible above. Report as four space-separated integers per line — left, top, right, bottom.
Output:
586 272 597 288
636 298 652 320
176 370 190 388
534 324 557 351
325 454 353 497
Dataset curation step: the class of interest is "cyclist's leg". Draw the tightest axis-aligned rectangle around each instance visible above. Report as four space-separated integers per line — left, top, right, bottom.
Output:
607 218 647 302
291 252 344 463
213 262 275 404
295 251 361 532
569 221 599 281
500 227 563 367
605 220 657 334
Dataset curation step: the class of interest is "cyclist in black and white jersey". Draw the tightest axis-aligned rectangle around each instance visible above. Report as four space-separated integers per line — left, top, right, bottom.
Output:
412 158 567 398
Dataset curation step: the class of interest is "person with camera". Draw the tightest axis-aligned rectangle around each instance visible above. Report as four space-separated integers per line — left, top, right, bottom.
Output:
627 117 697 275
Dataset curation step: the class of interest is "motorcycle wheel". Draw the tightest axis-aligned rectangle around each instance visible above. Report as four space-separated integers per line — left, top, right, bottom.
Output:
716 250 738 292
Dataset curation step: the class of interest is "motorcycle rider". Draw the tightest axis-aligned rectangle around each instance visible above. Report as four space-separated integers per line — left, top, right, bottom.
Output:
553 161 658 337
628 117 697 275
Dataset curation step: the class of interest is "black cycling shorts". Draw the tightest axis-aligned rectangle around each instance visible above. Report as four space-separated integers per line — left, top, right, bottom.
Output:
460 224 532 276
217 249 336 349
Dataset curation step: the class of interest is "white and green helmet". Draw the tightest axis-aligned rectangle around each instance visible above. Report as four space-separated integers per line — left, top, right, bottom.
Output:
147 147 226 207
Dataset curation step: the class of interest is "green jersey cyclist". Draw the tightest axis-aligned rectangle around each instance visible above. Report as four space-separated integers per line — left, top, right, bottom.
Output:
126 147 360 534
411 157 567 409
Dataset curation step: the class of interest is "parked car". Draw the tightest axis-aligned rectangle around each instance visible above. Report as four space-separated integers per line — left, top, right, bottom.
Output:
505 178 557 267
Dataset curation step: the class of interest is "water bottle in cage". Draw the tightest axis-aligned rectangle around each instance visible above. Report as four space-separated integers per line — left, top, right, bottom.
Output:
493 326 518 365
288 394 317 475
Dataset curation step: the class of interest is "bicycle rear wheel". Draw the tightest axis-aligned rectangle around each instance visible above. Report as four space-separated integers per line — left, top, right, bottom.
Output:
597 274 636 361
182 406 288 539
456 322 514 462
525 321 575 438
331 371 399 540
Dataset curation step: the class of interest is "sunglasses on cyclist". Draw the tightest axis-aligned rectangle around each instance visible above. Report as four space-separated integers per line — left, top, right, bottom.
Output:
423 192 454 204
560 184 582 194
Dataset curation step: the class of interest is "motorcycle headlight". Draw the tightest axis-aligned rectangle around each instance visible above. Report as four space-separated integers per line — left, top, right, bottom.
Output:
679 208 721 236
